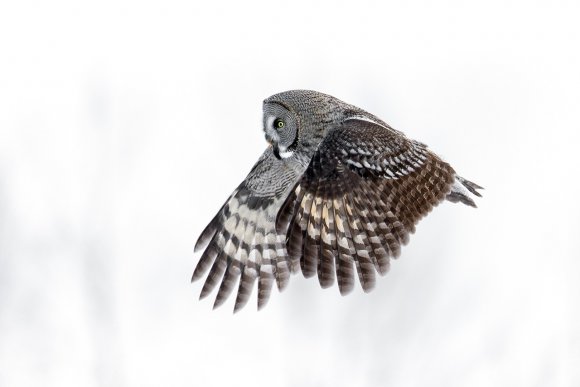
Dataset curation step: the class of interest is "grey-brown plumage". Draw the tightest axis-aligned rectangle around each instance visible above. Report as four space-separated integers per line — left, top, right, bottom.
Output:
192 90 482 312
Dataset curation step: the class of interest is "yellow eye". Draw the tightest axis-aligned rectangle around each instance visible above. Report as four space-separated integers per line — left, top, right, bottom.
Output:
274 118 285 129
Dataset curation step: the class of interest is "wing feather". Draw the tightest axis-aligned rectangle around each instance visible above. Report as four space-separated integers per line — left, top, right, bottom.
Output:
333 196 356 295
232 207 259 312
257 264 274 310
326 174 355 295
192 149 302 311
199 249 228 300
213 258 241 309
318 178 336 288
233 264 257 313
343 193 376 292
299 186 319 278
350 182 390 275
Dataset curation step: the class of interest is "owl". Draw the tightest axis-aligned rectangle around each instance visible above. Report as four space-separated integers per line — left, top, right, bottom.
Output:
192 90 482 312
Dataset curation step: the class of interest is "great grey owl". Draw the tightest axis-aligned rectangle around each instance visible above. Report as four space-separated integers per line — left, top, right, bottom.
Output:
192 90 482 312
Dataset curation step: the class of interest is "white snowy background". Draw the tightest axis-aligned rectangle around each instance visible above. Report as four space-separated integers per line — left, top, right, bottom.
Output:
1 1 579 386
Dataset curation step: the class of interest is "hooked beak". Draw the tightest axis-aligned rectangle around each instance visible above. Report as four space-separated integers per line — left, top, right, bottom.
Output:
264 128 279 146
263 130 282 159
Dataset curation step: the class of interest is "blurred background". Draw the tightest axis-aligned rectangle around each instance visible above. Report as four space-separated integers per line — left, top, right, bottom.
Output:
1 1 579 386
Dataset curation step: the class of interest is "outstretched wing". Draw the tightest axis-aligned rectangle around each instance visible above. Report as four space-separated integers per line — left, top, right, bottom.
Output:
276 118 456 295
192 148 303 312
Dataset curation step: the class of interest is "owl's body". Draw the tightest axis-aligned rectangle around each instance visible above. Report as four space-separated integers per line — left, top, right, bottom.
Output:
193 90 482 311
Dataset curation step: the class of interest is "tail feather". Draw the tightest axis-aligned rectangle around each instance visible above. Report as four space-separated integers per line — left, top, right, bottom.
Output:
446 175 483 207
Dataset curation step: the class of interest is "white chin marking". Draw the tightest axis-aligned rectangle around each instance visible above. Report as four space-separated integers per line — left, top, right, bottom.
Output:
279 149 293 158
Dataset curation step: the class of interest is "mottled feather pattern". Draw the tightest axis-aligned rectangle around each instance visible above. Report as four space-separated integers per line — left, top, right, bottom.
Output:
192 185 286 311
275 120 456 295
192 148 303 311
193 90 482 312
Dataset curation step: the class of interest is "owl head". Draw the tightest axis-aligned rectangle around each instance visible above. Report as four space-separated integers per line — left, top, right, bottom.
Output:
262 90 374 159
